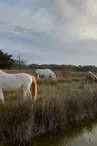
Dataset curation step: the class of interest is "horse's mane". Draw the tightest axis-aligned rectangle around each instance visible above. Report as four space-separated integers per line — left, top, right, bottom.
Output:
87 71 97 79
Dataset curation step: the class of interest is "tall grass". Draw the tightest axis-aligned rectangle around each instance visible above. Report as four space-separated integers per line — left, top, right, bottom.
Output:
0 81 97 145
0 70 96 145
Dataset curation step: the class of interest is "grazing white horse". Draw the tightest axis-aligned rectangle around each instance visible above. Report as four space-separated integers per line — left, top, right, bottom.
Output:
86 71 97 83
85 71 97 94
0 70 37 104
36 69 56 79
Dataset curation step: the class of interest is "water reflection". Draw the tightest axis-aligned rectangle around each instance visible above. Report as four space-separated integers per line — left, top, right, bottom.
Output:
30 120 97 146
1 120 97 146
82 125 97 145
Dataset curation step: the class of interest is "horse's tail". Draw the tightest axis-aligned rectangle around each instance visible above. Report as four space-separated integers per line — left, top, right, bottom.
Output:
32 76 37 101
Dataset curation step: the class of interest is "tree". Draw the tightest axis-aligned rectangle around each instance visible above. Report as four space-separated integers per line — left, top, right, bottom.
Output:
14 55 28 70
0 49 15 69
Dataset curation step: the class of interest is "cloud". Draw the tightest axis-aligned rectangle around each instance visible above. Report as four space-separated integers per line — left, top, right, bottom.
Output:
0 0 97 65
36 0 97 42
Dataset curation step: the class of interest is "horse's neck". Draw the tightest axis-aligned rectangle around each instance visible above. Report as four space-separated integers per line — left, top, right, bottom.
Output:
0 70 7 74
88 71 97 79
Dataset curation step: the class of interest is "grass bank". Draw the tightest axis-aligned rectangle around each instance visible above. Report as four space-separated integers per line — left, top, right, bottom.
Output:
0 81 97 146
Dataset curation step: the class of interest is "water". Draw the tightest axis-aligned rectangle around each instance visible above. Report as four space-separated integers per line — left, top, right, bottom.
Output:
1 120 97 146
29 120 97 146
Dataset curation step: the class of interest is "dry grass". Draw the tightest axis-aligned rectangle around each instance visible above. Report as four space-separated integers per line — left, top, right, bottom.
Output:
0 80 97 145
0 70 97 145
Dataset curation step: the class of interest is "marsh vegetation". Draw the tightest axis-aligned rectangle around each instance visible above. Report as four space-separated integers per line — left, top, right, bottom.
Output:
0 70 97 145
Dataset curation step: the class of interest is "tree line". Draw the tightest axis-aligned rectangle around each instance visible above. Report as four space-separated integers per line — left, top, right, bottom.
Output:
29 64 97 72
0 49 27 69
1 49 97 72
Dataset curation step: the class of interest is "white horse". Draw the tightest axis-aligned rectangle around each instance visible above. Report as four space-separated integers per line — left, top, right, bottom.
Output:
86 71 97 83
0 70 37 104
36 69 56 79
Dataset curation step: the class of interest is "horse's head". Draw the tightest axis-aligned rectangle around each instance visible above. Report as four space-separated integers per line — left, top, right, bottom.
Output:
52 74 56 79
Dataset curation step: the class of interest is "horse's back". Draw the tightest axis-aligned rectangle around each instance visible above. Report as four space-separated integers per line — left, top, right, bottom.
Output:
36 69 53 74
0 73 19 90
15 73 32 87
36 69 55 77
36 69 44 73
15 73 32 80
36 69 46 75
46 69 55 74
0 72 33 91
0 73 16 82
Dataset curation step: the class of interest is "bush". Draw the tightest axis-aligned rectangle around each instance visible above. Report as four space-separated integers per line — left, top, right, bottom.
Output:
61 69 72 77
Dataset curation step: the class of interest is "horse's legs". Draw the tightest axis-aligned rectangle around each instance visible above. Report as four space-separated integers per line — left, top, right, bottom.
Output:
27 88 32 99
44 76 46 79
47 76 49 80
0 89 5 104
37 74 39 79
23 87 31 99
46 75 49 80
23 87 28 99
49 75 52 80
44 76 48 79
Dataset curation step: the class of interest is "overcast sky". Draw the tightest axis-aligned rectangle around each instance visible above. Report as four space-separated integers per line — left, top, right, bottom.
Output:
0 0 97 65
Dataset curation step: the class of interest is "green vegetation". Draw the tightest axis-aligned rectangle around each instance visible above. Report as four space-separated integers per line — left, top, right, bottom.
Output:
0 78 97 146
0 50 97 145
1 49 97 72
29 64 97 73
0 49 15 69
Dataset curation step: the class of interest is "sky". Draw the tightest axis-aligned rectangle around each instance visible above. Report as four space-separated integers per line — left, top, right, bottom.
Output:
0 0 97 65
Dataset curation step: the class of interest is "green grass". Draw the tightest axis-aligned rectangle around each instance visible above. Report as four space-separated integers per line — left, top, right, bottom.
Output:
0 78 97 145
